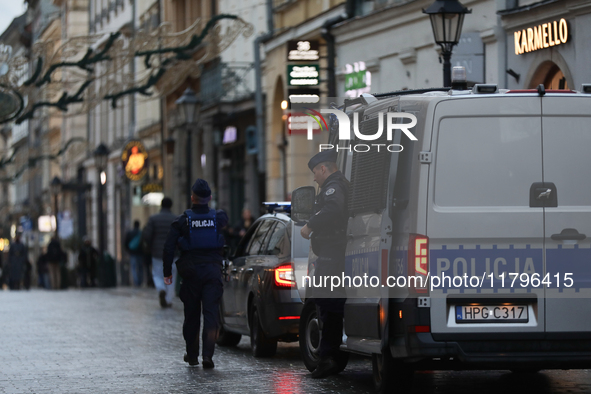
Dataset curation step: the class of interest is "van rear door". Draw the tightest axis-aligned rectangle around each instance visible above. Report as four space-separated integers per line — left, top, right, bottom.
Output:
541 96 591 334
427 97 545 338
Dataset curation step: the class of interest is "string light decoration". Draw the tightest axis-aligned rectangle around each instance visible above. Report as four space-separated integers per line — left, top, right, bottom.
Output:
0 14 254 125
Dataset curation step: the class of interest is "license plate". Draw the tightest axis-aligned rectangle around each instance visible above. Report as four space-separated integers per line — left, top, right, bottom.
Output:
455 305 528 323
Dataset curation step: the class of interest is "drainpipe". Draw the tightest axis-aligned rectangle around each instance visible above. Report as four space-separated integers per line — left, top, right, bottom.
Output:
253 0 274 203
321 0 355 97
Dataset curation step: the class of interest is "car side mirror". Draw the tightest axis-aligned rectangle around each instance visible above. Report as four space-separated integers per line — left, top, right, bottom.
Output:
291 186 316 224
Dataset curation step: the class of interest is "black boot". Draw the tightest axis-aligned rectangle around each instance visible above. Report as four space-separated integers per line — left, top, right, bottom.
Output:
311 358 338 379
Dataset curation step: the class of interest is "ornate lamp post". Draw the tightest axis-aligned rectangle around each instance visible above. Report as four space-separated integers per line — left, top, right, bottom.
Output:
50 176 62 236
175 87 202 208
93 143 109 285
423 0 471 87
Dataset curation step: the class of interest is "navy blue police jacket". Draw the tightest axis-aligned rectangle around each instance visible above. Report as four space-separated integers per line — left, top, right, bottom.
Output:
307 170 349 257
162 204 229 277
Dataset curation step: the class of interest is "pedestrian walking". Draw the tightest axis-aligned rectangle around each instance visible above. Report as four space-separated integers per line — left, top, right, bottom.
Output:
36 250 50 289
142 197 178 308
47 236 64 290
163 179 228 369
125 221 144 287
8 234 27 290
300 149 350 378
78 237 99 287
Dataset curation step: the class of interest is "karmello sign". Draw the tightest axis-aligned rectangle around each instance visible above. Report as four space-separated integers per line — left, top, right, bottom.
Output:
514 18 568 55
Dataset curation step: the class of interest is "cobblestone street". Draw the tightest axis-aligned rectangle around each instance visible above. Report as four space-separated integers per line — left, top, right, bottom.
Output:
2 289 591 394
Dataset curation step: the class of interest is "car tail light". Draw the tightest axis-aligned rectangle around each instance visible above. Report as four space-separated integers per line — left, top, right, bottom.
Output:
413 325 430 333
275 263 295 287
408 234 429 294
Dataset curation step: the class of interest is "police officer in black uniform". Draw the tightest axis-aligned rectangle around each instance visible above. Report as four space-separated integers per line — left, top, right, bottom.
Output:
300 149 350 378
163 179 228 368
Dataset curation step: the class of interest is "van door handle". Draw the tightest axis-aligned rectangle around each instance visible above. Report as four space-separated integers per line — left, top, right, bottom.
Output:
551 228 586 241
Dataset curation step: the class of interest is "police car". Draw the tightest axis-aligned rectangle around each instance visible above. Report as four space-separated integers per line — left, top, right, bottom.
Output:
216 202 310 357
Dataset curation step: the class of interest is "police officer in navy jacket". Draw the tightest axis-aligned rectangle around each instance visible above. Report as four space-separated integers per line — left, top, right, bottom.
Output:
300 149 350 378
163 179 228 368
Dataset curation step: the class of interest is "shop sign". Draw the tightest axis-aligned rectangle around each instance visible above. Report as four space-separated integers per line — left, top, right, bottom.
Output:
223 126 237 144
141 183 163 195
121 140 148 181
288 112 321 135
514 18 568 55
344 62 371 98
288 65 319 86
287 40 319 61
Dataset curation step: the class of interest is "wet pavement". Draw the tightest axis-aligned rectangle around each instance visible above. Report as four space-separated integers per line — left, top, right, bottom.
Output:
2 288 591 393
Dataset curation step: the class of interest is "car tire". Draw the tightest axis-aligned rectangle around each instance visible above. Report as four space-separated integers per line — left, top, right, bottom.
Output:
299 300 349 373
372 347 413 394
216 325 242 347
250 307 277 357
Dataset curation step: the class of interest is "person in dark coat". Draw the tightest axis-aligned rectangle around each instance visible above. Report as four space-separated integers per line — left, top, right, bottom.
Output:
142 197 178 307
78 237 99 287
300 149 350 378
125 221 144 287
8 234 27 290
36 250 50 289
163 179 228 369
47 236 64 290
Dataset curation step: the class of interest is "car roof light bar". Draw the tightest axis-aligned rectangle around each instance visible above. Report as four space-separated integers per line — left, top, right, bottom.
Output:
263 202 292 214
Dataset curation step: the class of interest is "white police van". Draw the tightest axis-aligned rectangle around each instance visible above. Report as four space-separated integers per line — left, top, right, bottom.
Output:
292 82 591 392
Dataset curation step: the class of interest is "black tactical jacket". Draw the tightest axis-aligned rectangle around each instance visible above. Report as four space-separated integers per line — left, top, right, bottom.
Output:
307 170 350 256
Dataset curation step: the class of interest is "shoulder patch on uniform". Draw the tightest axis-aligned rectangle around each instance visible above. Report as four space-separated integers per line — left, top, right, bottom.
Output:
325 188 335 196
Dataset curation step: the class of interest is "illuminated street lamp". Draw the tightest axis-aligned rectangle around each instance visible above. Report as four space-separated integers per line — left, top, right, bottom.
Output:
93 143 109 286
423 0 471 87
175 87 202 208
50 176 62 235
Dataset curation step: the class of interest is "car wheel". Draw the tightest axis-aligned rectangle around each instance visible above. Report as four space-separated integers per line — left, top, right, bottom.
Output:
299 301 349 373
216 325 242 347
372 347 413 394
299 301 321 372
250 307 277 357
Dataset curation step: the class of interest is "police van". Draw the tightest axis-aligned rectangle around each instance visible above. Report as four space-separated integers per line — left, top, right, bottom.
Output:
292 82 591 392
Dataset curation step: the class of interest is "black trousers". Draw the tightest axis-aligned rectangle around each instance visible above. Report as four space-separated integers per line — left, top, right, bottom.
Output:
178 262 223 359
315 297 346 360
312 253 347 360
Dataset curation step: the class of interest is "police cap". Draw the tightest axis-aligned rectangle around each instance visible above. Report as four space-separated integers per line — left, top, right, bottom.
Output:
307 149 337 171
191 178 211 198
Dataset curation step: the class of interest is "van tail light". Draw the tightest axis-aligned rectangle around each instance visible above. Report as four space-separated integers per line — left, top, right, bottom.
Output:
408 234 429 294
275 263 295 287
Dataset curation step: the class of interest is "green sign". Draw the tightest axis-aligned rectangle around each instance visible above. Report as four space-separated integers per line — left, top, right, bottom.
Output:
345 70 368 91
287 64 319 87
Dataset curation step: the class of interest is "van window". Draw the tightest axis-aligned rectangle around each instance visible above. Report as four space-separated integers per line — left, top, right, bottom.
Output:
434 117 542 207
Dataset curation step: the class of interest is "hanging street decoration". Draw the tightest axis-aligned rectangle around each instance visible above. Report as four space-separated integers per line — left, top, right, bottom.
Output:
0 14 254 125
